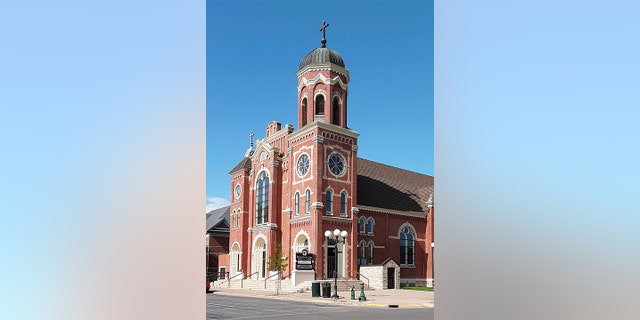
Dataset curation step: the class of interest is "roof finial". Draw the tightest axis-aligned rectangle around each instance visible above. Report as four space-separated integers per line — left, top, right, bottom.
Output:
249 131 254 150
320 20 329 48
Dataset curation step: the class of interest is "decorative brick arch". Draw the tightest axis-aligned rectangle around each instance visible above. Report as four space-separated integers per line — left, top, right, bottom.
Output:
293 230 311 253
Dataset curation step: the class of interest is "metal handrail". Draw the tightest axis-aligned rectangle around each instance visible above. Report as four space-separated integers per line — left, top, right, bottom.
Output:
228 272 243 280
264 272 280 280
226 272 243 288
263 271 280 289
245 271 259 280
356 272 370 289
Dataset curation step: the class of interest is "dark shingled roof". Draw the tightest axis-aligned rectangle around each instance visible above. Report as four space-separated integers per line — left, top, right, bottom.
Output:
229 157 252 174
357 158 434 213
206 205 230 233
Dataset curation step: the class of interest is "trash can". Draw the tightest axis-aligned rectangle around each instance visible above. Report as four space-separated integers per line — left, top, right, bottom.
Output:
311 282 320 297
322 282 331 298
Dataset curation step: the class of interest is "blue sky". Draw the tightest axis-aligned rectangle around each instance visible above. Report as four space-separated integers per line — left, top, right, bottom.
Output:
206 1 434 211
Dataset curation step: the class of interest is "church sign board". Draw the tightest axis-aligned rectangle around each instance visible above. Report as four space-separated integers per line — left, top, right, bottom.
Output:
295 249 314 270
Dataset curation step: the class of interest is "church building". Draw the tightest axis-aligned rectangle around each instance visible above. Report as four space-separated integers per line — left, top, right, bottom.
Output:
218 23 434 288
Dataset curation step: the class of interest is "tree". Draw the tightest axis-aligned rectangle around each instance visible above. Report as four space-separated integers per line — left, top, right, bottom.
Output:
267 242 288 272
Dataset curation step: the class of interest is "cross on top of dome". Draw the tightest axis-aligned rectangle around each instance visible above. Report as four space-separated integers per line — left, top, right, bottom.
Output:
320 20 329 48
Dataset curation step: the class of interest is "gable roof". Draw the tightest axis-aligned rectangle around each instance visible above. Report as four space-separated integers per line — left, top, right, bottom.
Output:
229 157 252 174
357 158 434 213
206 205 230 233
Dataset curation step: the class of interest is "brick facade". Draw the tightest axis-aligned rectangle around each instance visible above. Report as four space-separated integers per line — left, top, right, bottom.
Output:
218 36 434 288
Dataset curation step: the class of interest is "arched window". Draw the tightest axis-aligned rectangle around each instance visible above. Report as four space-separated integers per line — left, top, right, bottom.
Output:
301 98 307 126
305 189 311 214
359 217 366 234
340 191 347 216
315 94 324 115
332 97 340 125
295 234 309 253
294 192 300 216
255 171 269 224
232 210 237 228
367 218 374 235
400 225 415 266
368 241 374 265
325 190 333 215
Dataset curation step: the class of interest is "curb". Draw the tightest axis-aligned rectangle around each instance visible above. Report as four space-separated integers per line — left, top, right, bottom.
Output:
210 289 434 309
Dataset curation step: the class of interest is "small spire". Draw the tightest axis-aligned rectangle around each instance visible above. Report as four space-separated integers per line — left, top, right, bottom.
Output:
245 131 255 158
320 20 329 48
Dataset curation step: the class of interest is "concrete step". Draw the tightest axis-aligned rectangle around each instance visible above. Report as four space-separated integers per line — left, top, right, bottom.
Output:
212 278 368 294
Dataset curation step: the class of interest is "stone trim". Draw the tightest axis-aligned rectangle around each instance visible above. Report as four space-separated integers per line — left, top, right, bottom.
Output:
357 205 426 218
322 216 353 223
296 64 350 83
297 72 349 93
288 121 359 141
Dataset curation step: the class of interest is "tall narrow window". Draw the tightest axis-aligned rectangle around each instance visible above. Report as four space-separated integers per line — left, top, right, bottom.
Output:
294 192 300 216
255 171 269 224
368 242 374 265
367 218 374 235
315 95 324 115
305 189 311 214
340 191 347 216
359 217 365 234
332 97 340 125
359 241 366 265
301 98 307 126
325 190 332 215
400 225 415 266
233 210 237 228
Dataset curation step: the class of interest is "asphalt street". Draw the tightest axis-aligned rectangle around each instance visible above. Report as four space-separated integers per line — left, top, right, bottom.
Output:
206 293 434 320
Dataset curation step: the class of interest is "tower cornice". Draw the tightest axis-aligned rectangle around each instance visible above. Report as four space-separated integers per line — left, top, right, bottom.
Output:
296 64 350 83
297 72 349 93
288 121 360 141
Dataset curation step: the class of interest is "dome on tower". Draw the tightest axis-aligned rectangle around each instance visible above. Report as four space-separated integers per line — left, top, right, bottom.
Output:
298 47 345 70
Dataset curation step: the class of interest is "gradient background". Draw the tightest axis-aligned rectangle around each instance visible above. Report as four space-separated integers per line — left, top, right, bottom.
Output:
1 0 205 319
1 1 639 320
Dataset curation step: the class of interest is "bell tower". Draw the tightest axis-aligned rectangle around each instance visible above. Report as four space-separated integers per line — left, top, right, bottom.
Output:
287 21 359 280
296 20 350 129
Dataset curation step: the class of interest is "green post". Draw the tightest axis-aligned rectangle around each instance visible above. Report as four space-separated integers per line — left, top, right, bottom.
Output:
350 285 356 300
359 283 367 301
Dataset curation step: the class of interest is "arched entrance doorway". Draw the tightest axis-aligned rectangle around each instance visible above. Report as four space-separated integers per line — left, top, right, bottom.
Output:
253 237 267 279
230 242 240 277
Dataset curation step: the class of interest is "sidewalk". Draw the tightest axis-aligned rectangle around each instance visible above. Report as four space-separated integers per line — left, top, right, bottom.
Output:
209 287 434 308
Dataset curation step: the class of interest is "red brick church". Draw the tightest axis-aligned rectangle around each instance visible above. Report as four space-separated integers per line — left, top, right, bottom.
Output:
217 23 434 289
